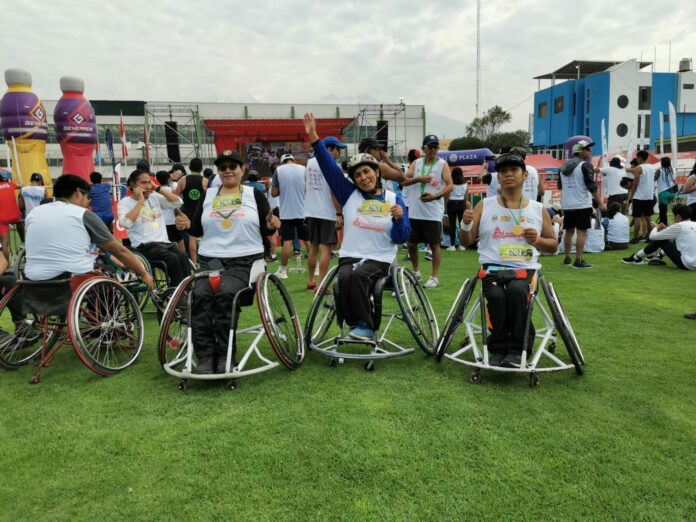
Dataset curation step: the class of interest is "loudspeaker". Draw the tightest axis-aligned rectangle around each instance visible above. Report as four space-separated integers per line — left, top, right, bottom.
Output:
376 120 389 149
164 121 181 162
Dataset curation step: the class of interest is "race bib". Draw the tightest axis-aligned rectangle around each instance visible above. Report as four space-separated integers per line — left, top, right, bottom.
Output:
499 243 533 262
358 200 390 217
212 195 242 213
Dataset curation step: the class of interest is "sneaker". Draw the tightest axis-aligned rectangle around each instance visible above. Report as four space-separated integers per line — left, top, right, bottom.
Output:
501 352 522 368
293 250 301 256
348 325 375 341
414 271 421 281
572 259 593 269
684 313 696 320
193 356 216 375
306 281 317 290
423 276 439 288
621 255 643 265
446 246 456 252
275 269 288 279
424 252 433 261
456 245 464 251
563 256 572 266
647 258 666 266
628 238 640 245
487 351 506 367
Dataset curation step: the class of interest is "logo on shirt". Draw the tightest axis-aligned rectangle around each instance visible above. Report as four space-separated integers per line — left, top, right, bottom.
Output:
189 189 201 201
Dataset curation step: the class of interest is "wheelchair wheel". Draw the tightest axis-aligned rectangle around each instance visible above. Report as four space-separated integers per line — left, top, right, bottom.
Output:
394 266 439 355
304 265 339 346
258 273 304 370
0 285 60 370
68 277 144 376
157 276 194 368
540 277 584 375
546 282 585 365
11 248 25 280
435 277 478 362
124 252 152 311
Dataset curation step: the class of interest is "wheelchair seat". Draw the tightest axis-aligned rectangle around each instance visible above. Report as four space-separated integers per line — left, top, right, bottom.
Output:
18 277 74 317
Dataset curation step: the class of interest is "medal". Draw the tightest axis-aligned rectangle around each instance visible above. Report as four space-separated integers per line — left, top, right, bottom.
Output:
512 224 524 236
221 219 232 229
500 194 525 237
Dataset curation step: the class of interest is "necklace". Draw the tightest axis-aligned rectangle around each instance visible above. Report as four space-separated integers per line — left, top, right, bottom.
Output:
500 194 524 236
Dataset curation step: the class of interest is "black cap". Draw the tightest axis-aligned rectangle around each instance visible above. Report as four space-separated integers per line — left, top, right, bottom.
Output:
358 137 382 153
30 172 43 182
422 135 439 147
494 153 525 170
136 159 151 173
170 163 185 174
214 150 244 167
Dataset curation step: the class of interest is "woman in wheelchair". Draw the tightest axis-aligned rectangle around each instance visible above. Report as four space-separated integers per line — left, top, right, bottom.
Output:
303 113 411 340
24 174 153 288
118 170 191 287
459 153 558 368
176 150 281 374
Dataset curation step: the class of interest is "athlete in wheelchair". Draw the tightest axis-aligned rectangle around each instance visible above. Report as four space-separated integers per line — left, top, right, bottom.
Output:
435 153 584 385
0 174 152 381
159 150 304 390
303 113 438 369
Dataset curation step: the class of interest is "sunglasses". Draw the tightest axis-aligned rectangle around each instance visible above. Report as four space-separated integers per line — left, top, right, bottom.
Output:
78 188 92 201
218 162 241 172
426 144 439 149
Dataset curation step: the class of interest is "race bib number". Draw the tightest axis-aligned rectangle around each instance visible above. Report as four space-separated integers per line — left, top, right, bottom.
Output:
499 243 533 262
358 200 390 217
212 195 242 212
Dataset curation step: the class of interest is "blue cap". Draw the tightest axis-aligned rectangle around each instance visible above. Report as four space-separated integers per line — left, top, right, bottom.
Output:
322 136 346 149
422 134 439 147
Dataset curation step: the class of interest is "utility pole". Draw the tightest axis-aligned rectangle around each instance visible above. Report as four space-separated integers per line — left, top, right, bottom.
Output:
476 0 481 117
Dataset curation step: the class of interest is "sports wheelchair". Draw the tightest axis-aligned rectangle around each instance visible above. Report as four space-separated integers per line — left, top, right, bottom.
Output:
0 272 144 383
305 264 439 371
435 269 584 387
158 259 304 391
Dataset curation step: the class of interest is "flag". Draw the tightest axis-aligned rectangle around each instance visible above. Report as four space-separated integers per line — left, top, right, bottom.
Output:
119 111 128 162
95 141 102 165
668 102 678 168
659 111 664 155
600 119 609 201
143 125 150 162
105 128 115 167
639 113 646 151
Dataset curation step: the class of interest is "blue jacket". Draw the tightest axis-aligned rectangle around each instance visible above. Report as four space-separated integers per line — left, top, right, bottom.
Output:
89 183 114 219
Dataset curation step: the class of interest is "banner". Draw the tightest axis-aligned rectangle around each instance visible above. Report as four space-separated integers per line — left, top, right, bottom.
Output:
668 101 678 168
639 113 646 151
659 111 664 155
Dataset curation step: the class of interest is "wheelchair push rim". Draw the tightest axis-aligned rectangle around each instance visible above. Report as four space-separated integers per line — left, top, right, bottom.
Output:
304 265 339 347
68 277 145 376
157 275 195 368
435 276 478 362
258 272 304 370
393 266 439 355
540 277 584 375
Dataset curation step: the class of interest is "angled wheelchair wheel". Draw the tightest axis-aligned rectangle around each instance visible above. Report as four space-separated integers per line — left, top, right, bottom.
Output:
0 285 60 370
305 265 339 347
158 275 195 368
125 252 152 311
11 248 25 280
435 277 478 362
258 273 304 370
394 266 439 355
540 277 584 375
68 277 144 376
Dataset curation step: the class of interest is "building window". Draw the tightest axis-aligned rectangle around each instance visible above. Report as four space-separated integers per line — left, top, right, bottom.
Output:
554 96 564 113
616 123 628 137
638 86 651 110
572 93 576 116
617 95 629 108
586 99 591 113
684 83 695 90
538 102 548 118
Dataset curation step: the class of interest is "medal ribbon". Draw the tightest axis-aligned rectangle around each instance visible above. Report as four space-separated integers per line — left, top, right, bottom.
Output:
213 186 242 221
419 159 437 195
500 194 523 230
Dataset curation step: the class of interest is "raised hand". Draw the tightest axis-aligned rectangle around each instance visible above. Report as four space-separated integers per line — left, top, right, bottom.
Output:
463 199 474 224
303 113 319 142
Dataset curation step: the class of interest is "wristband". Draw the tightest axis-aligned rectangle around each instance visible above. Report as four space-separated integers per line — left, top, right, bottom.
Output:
336 213 343 217
461 222 473 232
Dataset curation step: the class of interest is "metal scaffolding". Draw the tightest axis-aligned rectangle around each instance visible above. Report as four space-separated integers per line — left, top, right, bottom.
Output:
347 103 411 161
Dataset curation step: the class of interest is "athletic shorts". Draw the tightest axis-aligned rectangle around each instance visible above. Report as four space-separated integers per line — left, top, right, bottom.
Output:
632 199 654 218
280 219 308 243
408 218 442 245
562 208 592 230
166 224 182 242
306 217 337 245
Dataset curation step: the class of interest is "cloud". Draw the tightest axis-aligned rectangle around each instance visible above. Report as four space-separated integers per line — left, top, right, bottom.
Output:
3 0 694 136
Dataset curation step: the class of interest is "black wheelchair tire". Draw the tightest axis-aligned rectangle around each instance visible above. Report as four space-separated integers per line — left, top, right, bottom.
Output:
435 277 478 362
304 265 339 347
258 273 304 370
394 266 439 356
540 277 584 375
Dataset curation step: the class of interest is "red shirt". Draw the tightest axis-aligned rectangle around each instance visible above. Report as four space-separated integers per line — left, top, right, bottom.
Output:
0 181 20 224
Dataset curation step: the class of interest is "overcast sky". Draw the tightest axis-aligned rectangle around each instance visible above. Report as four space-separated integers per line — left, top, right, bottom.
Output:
4 0 694 136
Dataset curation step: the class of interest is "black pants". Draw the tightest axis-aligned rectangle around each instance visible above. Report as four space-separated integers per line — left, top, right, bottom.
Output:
482 273 534 355
337 257 390 329
644 240 687 269
136 242 191 286
447 200 466 246
191 255 259 359
0 273 23 322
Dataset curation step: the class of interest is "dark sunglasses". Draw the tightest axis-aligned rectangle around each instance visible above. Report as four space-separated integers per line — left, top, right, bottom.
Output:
79 188 92 201
426 143 439 149
218 162 241 172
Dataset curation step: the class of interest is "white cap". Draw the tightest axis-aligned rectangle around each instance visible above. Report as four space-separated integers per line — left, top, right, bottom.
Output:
280 154 294 163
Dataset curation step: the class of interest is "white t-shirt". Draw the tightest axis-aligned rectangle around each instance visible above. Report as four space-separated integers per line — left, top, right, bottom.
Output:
158 187 176 225
486 174 499 197
655 167 677 193
304 158 336 221
117 194 182 247
209 174 222 189
450 183 468 201
339 190 398 264
686 174 696 206
21 186 46 215
649 220 696 270
523 165 540 201
605 213 630 244
634 164 656 201
404 158 446 222
273 163 306 220
600 166 628 197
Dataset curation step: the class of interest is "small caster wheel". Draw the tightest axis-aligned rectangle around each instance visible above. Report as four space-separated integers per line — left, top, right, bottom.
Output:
548 342 556 354
328 358 338 368
469 370 481 384
178 379 188 391
225 379 237 391
364 361 375 372
529 373 540 388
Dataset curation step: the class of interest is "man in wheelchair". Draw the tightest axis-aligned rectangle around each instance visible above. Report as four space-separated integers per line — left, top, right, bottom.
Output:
460 153 558 367
24 174 153 288
303 113 411 340
118 170 191 287
176 150 281 374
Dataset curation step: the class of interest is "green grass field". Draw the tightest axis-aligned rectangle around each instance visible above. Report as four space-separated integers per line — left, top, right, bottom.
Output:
1 247 695 521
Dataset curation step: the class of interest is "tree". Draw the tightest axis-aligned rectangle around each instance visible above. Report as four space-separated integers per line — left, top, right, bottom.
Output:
464 105 512 141
448 136 485 151
487 130 531 153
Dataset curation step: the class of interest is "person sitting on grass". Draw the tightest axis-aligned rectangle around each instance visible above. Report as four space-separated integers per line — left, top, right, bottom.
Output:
304 112 410 341
602 202 630 250
622 204 696 270
460 152 558 368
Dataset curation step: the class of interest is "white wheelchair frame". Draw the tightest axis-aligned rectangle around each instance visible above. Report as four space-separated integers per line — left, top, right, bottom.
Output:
158 259 304 390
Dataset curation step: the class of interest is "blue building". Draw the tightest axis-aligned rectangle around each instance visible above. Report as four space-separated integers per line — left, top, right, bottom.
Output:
532 59 696 155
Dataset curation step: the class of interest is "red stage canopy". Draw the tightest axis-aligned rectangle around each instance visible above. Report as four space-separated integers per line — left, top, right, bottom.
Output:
204 118 354 153
526 154 563 170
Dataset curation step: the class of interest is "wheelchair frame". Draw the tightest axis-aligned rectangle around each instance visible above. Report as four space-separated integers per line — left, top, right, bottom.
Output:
158 260 304 390
435 271 584 386
305 264 439 370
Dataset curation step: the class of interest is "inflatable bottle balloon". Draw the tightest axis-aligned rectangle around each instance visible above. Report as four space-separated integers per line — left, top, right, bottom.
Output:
0 68 50 187
53 76 97 180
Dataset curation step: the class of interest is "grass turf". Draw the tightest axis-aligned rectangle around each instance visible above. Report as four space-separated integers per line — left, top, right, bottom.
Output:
1 247 695 520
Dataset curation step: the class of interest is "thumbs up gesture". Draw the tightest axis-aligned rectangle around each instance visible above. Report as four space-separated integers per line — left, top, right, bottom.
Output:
463 199 474 224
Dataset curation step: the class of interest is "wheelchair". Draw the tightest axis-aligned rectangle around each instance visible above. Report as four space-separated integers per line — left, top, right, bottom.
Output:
435 269 584 387
158 259 304 391
0 272 145 383
305 264 439 371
